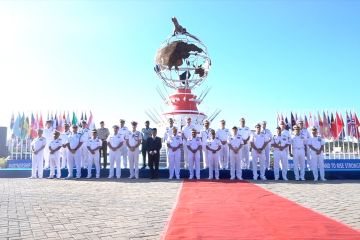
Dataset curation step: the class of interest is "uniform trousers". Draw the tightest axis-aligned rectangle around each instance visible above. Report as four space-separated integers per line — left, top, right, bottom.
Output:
49 153 61 178
251 150 266 180
168 149 181 179
109 150 121 178
67 150 81 178
32 152 44 178
273 150 288 180
188 150 200 179
230 150 242 180
219 144 229 169
207 151 219 179
120 146 128 168
241 144 250 169
310 153 325 181
128 149 140 178
293 149 305 180
88 152 100 178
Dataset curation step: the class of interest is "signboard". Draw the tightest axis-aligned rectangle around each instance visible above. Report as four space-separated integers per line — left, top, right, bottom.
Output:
288 159 360 170
7 159 32 168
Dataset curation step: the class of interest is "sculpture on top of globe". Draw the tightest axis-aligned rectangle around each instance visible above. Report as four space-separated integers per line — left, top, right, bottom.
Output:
154 17 211 90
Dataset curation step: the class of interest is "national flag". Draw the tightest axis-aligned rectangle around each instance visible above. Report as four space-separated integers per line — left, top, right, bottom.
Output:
84 112 88 121
304 115 309 129
12 113 21 137
30 113 37 139
317 112 323 136
87 111 93 129
284 117 290 130
346 112 352 137
66 111 70 124
10 113 14 130
323 111 331 139
291 112 296 129
309 112 313 127
335 112 343 139
22 116 29 139
72 112 78 125
39 114 44 129
330 112 336 139
81 112 84 121
353 112 360 139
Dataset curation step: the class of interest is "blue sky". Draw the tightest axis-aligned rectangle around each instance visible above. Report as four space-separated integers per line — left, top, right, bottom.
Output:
0 0 359 132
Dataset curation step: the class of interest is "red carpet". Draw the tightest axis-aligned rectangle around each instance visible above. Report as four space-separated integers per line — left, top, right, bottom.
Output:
162 181 360 240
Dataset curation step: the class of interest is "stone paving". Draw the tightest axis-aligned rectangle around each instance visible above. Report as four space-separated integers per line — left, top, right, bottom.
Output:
255 180 360 230
0 179 359 240
0 179 181 240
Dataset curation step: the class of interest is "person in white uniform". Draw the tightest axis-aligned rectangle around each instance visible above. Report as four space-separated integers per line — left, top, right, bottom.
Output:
238 118 251 169
206 129 221 180
87 129 102 179
48 131 63 179
30 129 46 179
186 129 202 180
119 119 130 168
298 120 311 169
60 123 71 169
43 120 54 169
272 127 289 181
80 120 91 169
107 125 124 179
307 127 326 181
228 126 244 180
250 123 268 180
290 125 307 181
200 120 212 169
126 121 142 179
182 117 196 169
163 118 175 168
166 127 182 180
279 120 291 162
261 121 272 170
66 125 84 179
216 120 230 170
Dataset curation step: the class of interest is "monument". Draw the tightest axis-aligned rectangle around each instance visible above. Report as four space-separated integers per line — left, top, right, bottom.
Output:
154 17 215 129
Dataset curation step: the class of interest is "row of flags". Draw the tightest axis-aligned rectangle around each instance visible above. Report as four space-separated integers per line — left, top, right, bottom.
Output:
277 111 360 140
10 111 94 139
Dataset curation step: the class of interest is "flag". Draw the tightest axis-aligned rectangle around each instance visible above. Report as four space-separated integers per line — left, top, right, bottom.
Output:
291 112 296 129
87 111 93 128
81 112 84 121
347 112 353 137
309 112 313 128
72 112 78 125
330 112 336 139
12 113 21 137
323 111 331 139
84 112 88 121
22 116 29 139
285 117 290 130
317 112 323 136
304 115 309 129
66 111 70 124
353 112 360 139
10 113 14 130
39 114 44 129
30 113 37 139
335 112 343 139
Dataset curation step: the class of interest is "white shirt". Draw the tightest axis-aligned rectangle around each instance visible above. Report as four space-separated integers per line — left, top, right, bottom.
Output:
216 128 230 143
60 130 71 145
68 132 84 151
228 135 243 150
300 129 311 143
207 137 222 152
107 134 124 152
166 134 182 150
272 135 289 151
200 127 212 145
87 138 102 153
81 128 91 141
182 124 196 140
238 126 251 144
43 127 54 144
49 138 63 158
291 134 306 150
261 129 272 144
127 130 142 149
186 137 202 151
31 137 47 153
119 126 130 139
281 129 291 143
307 136 325 151
163 126 175 143
250 132 266 149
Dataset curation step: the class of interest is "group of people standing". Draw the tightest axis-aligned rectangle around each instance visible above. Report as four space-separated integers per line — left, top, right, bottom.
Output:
29 116 326 181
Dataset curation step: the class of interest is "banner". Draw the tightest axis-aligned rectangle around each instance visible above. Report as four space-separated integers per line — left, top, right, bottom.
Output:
288 159 360 170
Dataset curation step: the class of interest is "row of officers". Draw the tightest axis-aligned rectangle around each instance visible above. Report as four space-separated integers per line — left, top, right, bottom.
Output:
30 117 326 181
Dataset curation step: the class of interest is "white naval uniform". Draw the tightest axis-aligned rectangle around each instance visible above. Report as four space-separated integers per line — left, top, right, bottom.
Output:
119 126 130 168
307 136 326 181
127 130 142 179
60 130 71 168
67 132 84 178
250 132 266 180
238 126 251 169
43 127 54 168
80 128 91 168
48 138 63 178
281 129 291 156
31 137 47 178
87 137 102 178
186 136 202 179
107 134 124 178
182 124 196 168
228 135 243 180
200 127 212 169
206 137 221 179
166 134 182 179
163 126 175 168
291 134 307 180
300 128 311 168
261 128 272 170
272 135 289 180
216 128 230 169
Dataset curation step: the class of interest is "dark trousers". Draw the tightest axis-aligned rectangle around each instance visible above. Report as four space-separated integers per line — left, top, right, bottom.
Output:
99 140 108 169
141 141 147 167
148 153 159 179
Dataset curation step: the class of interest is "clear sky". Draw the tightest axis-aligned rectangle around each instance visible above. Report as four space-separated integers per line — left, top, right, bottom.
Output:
0 0 359 132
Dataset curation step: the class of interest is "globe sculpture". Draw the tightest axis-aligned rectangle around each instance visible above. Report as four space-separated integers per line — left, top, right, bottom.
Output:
153 17 212 128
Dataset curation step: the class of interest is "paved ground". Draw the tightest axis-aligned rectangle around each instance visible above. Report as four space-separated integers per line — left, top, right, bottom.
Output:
0 179 181 240
255 180 360 230
0 179 359 240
